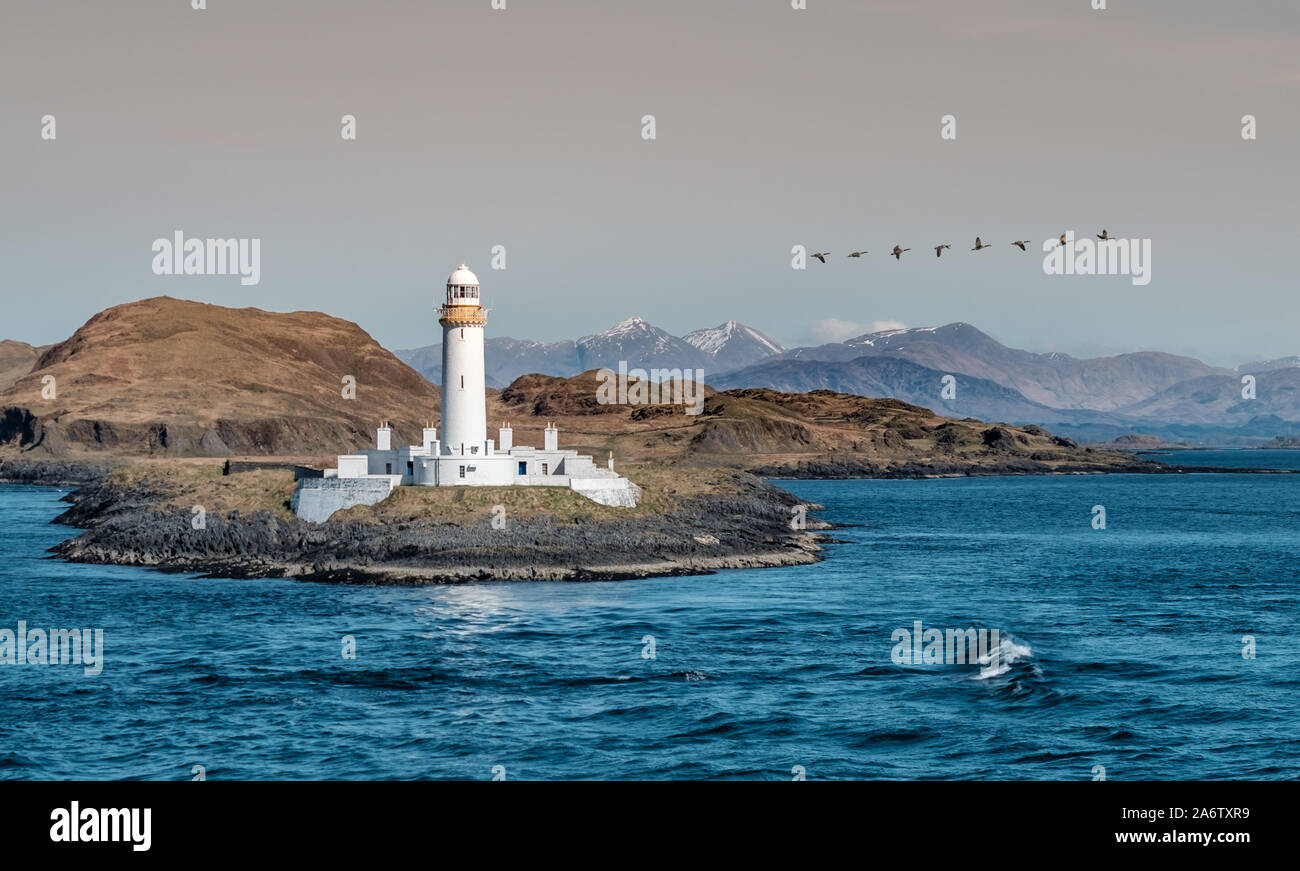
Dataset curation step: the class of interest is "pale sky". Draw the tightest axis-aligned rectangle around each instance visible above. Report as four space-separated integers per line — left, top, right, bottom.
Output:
2 0 1297 367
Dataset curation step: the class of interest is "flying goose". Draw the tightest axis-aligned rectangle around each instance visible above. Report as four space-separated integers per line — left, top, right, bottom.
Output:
971 237 992 251
1058 234 1068 246
1012 240 1030 251
935 244 951 258
847 250 869 258
891 245 910 260
1097 229 1112 240
811 252 829 263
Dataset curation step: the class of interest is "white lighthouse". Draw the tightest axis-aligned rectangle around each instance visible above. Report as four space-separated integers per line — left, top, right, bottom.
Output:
293 264 641 522
439 264 488 457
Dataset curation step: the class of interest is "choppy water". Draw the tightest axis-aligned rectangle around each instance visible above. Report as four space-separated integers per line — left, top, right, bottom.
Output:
2 457 1298 780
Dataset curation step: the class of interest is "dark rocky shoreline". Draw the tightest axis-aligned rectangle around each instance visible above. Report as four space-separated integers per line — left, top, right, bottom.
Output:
0 457 118 486
0 457 829 584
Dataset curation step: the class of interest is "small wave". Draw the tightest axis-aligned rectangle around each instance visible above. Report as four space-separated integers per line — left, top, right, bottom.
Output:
841 727 932 749
972 635 1033 680
864 728 929 744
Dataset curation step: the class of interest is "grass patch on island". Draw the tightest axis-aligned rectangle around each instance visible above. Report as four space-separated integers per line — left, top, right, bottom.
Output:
87 458 785 527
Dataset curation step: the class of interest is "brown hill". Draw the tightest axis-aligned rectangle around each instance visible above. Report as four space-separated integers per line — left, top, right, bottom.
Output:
0 340 48 391
0 297 439 457
488 371 1150 477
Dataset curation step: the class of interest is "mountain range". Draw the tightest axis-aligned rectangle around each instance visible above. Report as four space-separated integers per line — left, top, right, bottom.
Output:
400 319 1299 444
6 301 1297 453
396 318 784 388
0 298 1151 479
1236 356 1300 374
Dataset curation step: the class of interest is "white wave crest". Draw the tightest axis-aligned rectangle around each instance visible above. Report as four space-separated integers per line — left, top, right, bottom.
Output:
973 635 1033 680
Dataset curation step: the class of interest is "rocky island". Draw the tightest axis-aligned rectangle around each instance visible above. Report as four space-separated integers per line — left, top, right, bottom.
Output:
1 297 1174 584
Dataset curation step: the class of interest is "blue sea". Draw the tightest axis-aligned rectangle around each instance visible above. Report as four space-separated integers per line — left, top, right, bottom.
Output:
2 451 1298 780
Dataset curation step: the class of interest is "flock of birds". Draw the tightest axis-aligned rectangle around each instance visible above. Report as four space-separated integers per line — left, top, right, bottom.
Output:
811 230 1115 262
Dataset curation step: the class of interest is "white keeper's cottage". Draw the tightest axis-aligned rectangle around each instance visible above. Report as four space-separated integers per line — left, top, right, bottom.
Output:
292 265 640 523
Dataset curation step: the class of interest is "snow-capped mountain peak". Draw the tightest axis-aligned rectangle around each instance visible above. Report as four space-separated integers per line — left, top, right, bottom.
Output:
580 317 675 348
682 321 786 373
576 318 709 371
608 316 650 334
